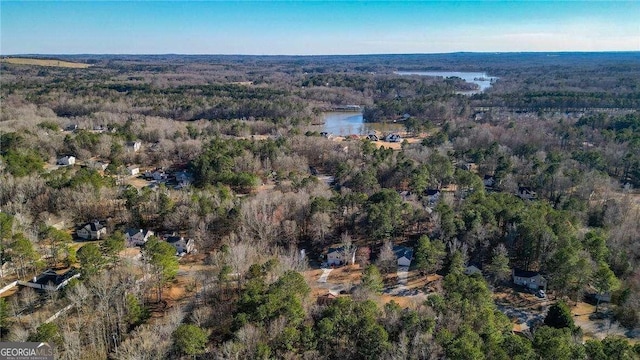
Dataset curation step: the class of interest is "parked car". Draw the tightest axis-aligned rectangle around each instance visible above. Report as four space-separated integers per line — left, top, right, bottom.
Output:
536 289 546 298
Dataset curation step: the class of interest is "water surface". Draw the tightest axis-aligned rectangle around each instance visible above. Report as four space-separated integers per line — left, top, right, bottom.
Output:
394 70 498 94
320 112 404 136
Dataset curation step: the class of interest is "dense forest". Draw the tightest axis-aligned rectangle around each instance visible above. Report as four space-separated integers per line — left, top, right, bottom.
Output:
0 53 639 359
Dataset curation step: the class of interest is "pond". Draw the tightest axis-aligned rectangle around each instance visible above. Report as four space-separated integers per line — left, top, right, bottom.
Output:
320 112 404 136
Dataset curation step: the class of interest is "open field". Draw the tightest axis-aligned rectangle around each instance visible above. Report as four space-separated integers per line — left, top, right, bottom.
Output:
1 57 91 68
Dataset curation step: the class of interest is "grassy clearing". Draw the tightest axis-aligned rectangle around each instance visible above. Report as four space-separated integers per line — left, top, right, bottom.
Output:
1 57 91 68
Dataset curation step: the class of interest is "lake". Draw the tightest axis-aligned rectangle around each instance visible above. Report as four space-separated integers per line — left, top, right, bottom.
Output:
319 71 498 135
394 71 498 94
320 112 404 136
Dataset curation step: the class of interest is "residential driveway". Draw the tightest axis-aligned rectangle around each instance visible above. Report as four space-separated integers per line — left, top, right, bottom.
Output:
318 268 333 283
387 267 412 295
496 303 547 330
397 267 409 286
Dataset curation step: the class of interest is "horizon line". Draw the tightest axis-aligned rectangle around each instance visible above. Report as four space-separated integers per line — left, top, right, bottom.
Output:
3 50 640 57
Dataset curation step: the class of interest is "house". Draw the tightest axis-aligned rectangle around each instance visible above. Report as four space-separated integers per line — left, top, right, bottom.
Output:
517 187 537 200
24 269 80 291
483 175 496 188
425 189 441 205
126 141 142 152
77 220 107 240
326 246 356 266
89 160 109 171
385 133 402 143
465 265 483 276
512 269 547 290
399 191 413 201
57 156 76 166
393 246 414 267
127 166 140 176
165 236 195 255
125 229 154 247
64 124 78 132
367 134 379 141
457 162 474 171
594 292 611 303
174 170 193 188
143 169 168 181
320 132 332 139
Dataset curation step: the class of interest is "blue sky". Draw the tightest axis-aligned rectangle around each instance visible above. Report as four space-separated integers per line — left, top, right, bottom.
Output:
1 1 639 55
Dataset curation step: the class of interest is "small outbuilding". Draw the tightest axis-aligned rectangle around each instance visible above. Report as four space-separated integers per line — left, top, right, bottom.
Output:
127 166 140 176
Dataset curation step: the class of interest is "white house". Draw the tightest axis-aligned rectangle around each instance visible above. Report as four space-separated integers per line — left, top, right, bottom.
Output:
77 220 107 240
127 166 140 176
126 141 142 153
125 228 154 247
57 156 76 166
165 236 195 256
326 246 356 266
393 246 414 267
512 269 547 290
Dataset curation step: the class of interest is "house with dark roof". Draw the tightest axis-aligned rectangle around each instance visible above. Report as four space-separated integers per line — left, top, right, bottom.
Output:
385 133 402 143
425 189 441 205
57 155 76 166
126 141 142 153
517 187 537 200
125 229 154 247
512 269 547 290
165 235 194 256
77 220 107 240
393 246 414 267
483 175 496 188
23 269 80 291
